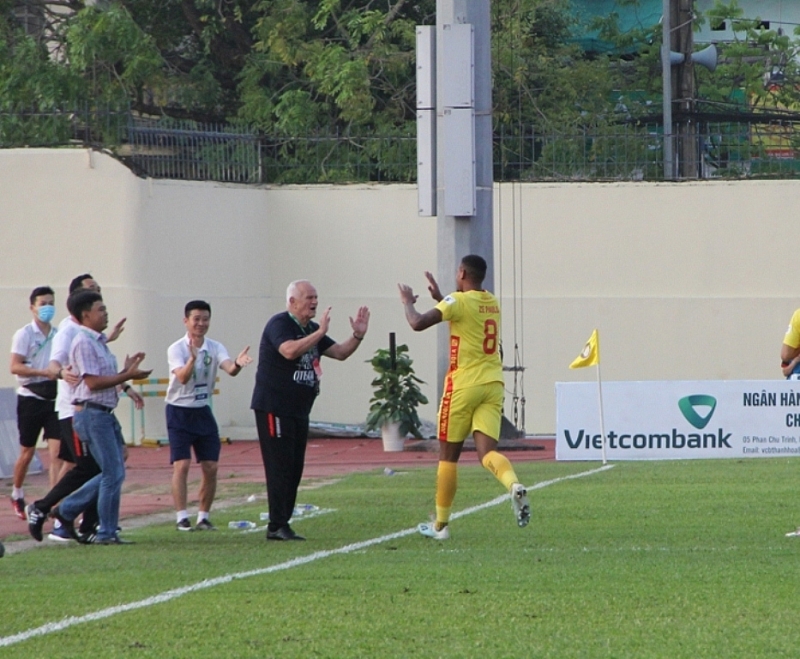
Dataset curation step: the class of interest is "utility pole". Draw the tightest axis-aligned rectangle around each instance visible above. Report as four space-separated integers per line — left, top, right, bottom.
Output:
673 0 698 178
661 0 674 180
429 0 493 395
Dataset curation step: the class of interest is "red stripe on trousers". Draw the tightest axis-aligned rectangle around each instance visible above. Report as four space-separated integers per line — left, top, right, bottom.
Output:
72 426 83 458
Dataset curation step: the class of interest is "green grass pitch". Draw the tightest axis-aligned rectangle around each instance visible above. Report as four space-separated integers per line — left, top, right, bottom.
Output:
2 458 800 658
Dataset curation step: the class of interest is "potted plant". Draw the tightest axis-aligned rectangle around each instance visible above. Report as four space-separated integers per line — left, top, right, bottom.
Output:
365 344 429 451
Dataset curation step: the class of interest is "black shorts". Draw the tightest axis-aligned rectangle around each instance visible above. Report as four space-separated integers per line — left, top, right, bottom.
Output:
17 395 60 448
57 417 79 463
166 404 221 464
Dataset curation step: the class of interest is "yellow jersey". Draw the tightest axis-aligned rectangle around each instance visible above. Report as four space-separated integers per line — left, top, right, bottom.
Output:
435 290 503 388
784 309 800 348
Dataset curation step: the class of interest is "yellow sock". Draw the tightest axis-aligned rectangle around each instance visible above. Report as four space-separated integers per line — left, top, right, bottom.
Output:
435 461 458 529
481 450 519 492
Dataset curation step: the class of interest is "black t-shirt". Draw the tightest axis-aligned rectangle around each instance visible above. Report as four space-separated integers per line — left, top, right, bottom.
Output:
250 311 336 418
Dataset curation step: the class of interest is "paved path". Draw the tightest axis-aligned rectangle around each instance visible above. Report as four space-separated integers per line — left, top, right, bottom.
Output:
1 437 554 548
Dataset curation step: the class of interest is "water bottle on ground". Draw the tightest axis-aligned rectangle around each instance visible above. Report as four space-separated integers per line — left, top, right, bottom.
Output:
228 520 257 530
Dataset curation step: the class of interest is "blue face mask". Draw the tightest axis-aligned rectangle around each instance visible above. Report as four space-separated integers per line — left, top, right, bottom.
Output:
37 305 55 323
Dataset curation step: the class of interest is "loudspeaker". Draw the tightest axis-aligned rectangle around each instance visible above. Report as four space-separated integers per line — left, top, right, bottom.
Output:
669 51 685 66
691 44 718 73
663 44 718 72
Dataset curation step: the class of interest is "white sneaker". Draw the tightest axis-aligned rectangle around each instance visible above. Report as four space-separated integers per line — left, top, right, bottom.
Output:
785 527 800 537
47 527 73 542
417 522 450 540
511 483 531 528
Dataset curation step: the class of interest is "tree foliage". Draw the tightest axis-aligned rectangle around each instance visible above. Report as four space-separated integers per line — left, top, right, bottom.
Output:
493 0 615 130
238 0 435 135
591 0 800 119
5 0 800 181
0 0 600 131
698 0 800 115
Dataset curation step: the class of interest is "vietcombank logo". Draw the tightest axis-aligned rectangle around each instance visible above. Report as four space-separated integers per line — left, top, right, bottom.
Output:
562 392 730 451
678 394 717 429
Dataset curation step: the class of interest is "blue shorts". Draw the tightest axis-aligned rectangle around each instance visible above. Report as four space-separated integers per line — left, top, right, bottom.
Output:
166 404 220 463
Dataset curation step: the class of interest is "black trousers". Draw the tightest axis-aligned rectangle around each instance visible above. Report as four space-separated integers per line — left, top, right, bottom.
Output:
254 411 309 531
34 417 100 534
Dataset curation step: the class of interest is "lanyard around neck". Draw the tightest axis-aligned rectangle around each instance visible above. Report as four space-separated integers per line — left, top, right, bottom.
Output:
288 313 312 336
30 327 55 362
191 347 212 382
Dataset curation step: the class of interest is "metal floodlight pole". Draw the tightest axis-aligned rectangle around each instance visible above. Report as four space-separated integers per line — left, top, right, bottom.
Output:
434 0 493 395
417 2 493 397
662 0 674 181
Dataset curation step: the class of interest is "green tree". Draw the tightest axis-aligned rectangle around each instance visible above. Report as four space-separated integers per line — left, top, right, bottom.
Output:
1 0 600 130
493 0 616 129
237 0 434 135
699 0 800 114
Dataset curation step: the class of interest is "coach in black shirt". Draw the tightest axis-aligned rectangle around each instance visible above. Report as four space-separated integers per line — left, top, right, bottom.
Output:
251 280 370 541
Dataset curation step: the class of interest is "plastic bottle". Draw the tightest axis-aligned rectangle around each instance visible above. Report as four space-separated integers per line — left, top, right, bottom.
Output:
228 520 257 530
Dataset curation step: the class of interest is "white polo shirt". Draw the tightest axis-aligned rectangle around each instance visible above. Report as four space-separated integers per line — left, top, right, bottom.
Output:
50 316 82 419
10 320 57 399
166 334 230 408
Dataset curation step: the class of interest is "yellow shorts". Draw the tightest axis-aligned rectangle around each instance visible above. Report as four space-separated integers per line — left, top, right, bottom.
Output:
437 380 503 443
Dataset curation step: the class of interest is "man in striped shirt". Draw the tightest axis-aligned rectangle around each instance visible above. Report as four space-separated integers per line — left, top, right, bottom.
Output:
52 290 151 545
26 274 138 542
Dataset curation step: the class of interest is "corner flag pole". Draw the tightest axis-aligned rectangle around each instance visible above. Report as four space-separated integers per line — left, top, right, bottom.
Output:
569 328 606 465
596 359 607 466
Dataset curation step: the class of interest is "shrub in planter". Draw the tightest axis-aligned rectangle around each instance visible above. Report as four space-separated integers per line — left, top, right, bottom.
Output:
365 344 428 439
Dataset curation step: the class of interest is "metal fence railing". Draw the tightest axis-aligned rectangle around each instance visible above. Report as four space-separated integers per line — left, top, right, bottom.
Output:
494 121 800 181
260 130 416 184
3 109 800 184
124 117 261 184
0 108 126 149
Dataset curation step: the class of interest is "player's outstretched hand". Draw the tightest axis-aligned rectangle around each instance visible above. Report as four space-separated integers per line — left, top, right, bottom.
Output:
424 271 443 302
318 307 332 334
350 306 370 337
108 318 127 342
236 346 253 368
398 283 418 305
129 368 153 381
124 352 146 372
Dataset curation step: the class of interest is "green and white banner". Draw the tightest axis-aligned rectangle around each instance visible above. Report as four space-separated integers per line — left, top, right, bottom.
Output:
556 380 800 461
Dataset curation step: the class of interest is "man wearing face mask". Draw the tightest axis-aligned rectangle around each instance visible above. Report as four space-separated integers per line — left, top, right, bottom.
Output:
26 274 135 543
9 286 60 519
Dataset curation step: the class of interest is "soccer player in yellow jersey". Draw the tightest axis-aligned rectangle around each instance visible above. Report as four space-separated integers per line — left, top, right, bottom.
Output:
781 309 800 378
398 254 530 540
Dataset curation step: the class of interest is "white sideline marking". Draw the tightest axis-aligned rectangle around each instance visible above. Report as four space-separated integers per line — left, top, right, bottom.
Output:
0 464 614 648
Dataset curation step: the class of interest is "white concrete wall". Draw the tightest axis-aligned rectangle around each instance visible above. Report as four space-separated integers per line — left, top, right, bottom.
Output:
0 149 436 441
0 149 796 439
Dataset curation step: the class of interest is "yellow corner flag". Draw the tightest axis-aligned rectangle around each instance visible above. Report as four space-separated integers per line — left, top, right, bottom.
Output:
569 329 599 369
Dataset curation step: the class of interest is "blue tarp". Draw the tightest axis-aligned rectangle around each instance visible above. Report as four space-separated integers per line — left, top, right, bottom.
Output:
570 0 662 53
